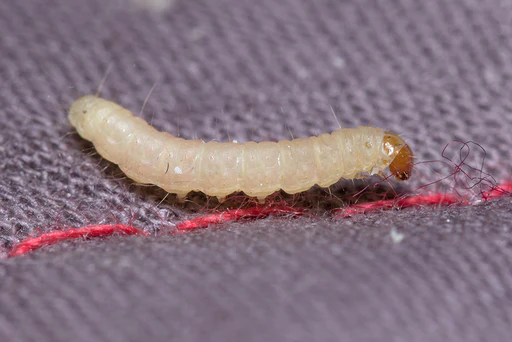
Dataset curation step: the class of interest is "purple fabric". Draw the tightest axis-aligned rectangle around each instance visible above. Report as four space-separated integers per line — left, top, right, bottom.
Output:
0 0 512 341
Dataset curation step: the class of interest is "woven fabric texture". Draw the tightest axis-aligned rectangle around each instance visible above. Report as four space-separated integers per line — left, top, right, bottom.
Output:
0 0 512 341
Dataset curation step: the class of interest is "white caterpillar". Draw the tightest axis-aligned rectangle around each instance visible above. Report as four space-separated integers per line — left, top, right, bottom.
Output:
69 96 413 201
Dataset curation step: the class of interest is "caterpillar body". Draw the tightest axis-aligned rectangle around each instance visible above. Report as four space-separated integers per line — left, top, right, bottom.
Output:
69 96 413 201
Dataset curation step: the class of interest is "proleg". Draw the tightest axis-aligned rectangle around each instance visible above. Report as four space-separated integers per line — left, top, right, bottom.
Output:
68 95 413 201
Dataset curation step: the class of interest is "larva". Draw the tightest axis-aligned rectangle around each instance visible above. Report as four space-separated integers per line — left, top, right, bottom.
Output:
69 95 413 201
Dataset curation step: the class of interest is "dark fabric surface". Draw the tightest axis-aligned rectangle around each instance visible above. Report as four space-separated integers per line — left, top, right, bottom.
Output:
1 198 512 342
0 0 512 341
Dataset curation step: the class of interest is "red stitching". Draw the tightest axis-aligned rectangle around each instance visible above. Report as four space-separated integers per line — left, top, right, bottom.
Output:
8 224 148 257
175 205 306 231
8 182 511 257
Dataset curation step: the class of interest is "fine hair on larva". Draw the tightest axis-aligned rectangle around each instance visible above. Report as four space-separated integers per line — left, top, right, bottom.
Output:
69 95 414 202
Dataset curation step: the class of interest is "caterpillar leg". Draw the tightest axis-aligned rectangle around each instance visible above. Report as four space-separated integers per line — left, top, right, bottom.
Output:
354 172 371 180
175 192 188 203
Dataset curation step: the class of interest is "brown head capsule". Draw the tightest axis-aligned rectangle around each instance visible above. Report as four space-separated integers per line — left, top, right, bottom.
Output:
383 132 413 181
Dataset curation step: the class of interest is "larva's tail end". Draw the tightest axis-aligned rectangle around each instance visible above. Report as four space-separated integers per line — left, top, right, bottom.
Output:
68 95 100 138
384 133 413 181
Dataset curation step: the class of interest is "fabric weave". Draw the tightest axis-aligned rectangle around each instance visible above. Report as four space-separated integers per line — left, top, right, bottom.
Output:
0 0 511 341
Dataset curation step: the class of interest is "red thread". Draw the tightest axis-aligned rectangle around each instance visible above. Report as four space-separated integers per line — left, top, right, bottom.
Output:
481 182 512 200
8 182 512 257
8 224 147 258
335 194 462 218
176 205 306 231
336 182 512 218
